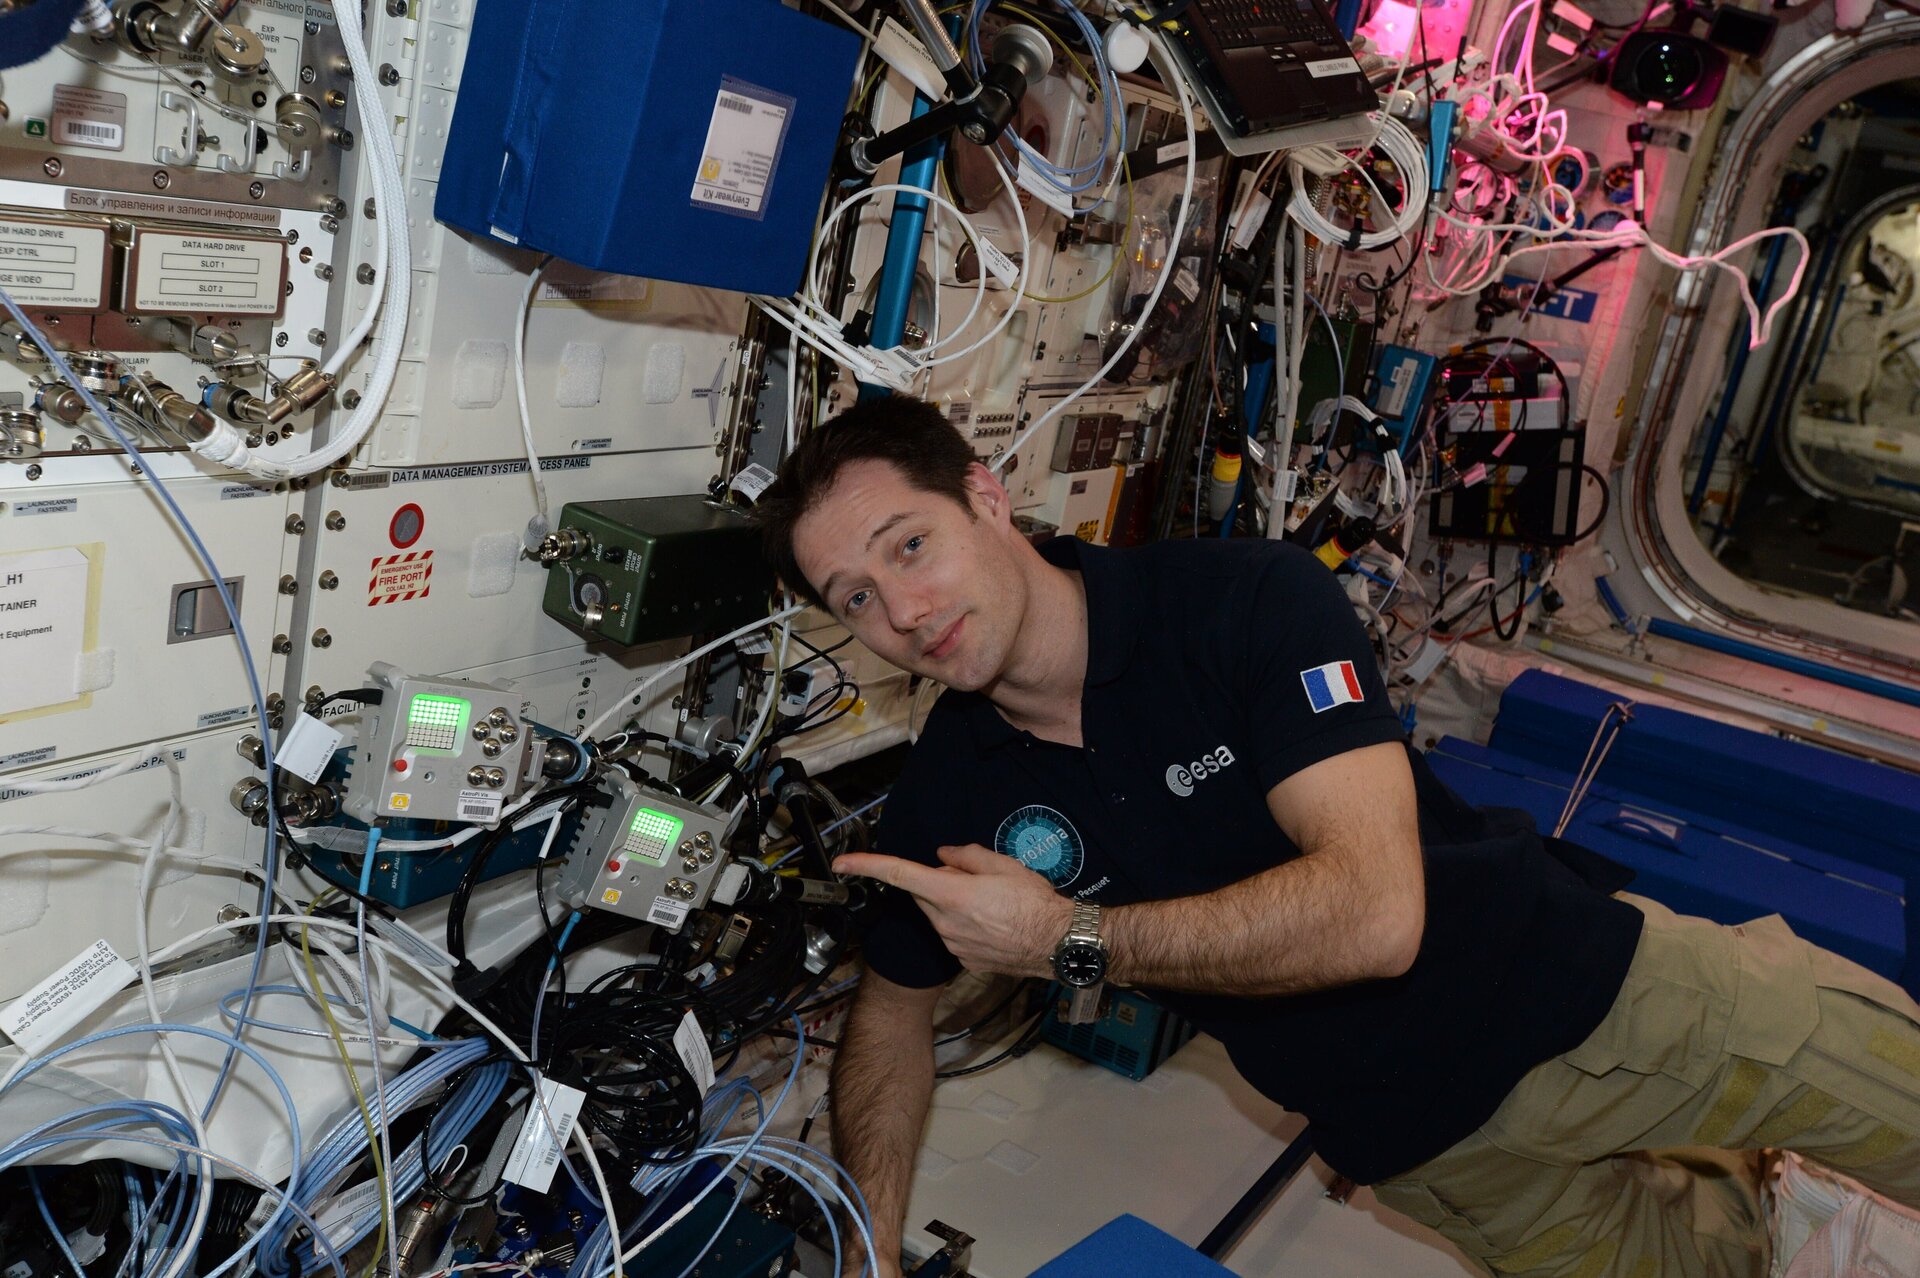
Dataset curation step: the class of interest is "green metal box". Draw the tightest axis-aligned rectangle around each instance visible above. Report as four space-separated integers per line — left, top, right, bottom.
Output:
539 495 773 645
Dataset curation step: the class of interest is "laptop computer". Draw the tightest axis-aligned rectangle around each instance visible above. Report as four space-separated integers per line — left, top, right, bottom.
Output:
1168 0 1380 155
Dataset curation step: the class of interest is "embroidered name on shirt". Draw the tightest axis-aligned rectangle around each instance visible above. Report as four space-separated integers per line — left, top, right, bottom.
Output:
1301 660 1364 713
1165 746 1236 797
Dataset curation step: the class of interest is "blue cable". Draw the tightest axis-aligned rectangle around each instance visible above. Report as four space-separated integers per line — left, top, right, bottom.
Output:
7 1127 349 1278
0 1021 306 1278
31 1166 90 1277
0 289 279 1118
963 0 1122 196
216 985 449 1044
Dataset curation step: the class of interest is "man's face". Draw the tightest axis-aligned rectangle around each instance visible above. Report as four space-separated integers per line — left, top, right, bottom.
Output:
790 459 1026 691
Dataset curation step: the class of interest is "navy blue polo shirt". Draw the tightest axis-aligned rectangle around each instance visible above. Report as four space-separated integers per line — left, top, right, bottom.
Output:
866 535 1643 1184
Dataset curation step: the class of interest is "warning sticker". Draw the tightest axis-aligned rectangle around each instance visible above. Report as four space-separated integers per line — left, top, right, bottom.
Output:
367 550 433 606
689 77 793 222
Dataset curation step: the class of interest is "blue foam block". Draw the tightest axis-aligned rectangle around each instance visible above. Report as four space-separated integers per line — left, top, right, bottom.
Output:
435 0 859 296
1427 738 1907 986
1029 1215 1236 1278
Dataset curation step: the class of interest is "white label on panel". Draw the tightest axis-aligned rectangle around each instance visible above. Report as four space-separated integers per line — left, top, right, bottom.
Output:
1306 57 1363 78
131 231 286 315
728 462 777 502
13 499 78 517
51 85 127 152
503 1076 586 1192
278 711 345 784
0 547 88 716
689 78 792 221
0 217 110 308
673 1010 715 1096
456 788 503 823
0 939 134 1056
647 895 691 929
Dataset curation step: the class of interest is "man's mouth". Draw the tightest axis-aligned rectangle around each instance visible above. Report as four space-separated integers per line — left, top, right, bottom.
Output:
923 616 965 661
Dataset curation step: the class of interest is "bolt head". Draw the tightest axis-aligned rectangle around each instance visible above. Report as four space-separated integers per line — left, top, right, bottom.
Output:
387 0 409 13
356 263 377 285
25 464 41 480
311 629 331 648
325 510 346 530
318 214 339 234
152 170 171 190
286 515 306 534
249 180 265 200
279 575 299 595
379 64 401 86
42 157 63 178
319 571 339 590
300 65 317 85
341 390 362 409
272 634 293 654
275 332 290 348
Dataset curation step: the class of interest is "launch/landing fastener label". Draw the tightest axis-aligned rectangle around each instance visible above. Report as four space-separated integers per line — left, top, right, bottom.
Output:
0 216 110 309
689 77 793 222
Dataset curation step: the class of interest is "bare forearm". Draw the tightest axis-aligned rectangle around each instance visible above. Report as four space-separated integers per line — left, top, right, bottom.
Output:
1106 849 1423 997
831 982 937 1273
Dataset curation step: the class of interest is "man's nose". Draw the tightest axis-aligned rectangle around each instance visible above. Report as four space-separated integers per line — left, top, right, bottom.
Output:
880 581 935 634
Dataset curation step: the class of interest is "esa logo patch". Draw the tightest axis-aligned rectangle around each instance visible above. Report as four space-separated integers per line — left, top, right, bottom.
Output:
995 805 1085 888
1165 746 1236 797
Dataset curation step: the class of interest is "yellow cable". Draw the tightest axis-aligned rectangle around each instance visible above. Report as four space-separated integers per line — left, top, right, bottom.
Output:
301 889 391 1278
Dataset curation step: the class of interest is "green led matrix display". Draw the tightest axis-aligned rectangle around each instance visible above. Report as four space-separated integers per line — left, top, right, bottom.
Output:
622 806 684 866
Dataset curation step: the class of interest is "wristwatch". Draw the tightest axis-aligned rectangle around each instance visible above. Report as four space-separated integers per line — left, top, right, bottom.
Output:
1051 901 1108 1024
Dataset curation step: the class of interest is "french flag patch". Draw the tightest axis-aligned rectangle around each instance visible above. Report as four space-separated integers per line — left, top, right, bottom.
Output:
1301 660 1364 713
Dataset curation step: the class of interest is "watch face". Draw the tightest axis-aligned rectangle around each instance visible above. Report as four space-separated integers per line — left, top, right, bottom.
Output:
1054 941 1107 988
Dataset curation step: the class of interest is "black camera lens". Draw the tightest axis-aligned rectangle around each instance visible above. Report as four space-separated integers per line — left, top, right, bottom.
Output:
1640 39 1706 101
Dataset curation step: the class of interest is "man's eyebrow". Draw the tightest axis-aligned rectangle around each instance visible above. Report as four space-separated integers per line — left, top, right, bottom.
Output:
819 512 912 607
864 511 910 552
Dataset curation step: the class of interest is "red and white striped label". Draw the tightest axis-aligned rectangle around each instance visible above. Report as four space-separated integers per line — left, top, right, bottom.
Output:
367 550 433 606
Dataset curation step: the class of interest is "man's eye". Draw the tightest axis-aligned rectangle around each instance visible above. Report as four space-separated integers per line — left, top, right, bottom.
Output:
904 535 925 554
845 590 871 613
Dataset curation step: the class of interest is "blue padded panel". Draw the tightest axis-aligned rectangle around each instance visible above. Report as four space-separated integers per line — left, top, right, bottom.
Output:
1486 670 1920 862
1030 1215 1236 1278
1428 738 1906 987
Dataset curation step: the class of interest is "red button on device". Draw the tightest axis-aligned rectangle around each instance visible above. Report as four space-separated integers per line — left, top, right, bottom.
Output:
392 758 409 773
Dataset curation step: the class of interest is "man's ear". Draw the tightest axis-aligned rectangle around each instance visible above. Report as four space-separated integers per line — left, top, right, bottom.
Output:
963 461 1012 524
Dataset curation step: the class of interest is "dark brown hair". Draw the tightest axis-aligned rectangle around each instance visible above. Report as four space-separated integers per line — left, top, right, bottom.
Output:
755 395 977 609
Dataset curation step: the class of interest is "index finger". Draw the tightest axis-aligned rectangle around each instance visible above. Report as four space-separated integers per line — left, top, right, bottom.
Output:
833 852 953 902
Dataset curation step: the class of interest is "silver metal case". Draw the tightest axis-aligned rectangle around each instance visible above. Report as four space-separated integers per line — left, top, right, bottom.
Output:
341 663 534 826
559 774 733 932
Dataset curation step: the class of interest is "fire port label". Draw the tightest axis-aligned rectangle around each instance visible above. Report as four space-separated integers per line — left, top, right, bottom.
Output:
368 550 432 606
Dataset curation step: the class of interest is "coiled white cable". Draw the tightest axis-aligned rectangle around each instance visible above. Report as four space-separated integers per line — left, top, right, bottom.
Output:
1285 114 1428 253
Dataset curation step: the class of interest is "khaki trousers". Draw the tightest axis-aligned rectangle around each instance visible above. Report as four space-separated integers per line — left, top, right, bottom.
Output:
1372 894 1920 1278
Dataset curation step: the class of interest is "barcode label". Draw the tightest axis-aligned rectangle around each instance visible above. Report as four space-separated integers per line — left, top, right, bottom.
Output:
456 787 504 824
62 121 121 146
717 94 755 116
647 896 691 929
502 1076 586 1192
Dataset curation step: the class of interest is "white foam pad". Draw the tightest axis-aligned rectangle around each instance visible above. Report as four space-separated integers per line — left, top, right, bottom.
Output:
467 531 521 598
643 342 686 405
74 648 115 694
451 339 507 409
558 341 606 408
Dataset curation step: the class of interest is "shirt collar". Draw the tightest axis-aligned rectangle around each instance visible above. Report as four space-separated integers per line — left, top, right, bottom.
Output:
959 536 1142 754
